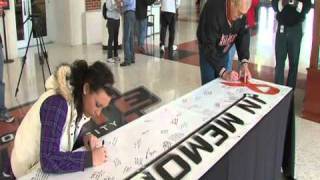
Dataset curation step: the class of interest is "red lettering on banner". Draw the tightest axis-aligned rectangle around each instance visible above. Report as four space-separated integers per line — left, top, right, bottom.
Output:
222 81 280 95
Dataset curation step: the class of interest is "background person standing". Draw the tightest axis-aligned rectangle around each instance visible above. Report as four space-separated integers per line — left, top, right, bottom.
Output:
159 0 181 53
103 0 121 63
136 0 156 54
121 0 136 67
272 0 311 88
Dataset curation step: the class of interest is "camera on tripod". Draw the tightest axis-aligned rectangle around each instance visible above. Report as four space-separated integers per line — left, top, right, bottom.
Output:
29 14 46 38
15 13 52 97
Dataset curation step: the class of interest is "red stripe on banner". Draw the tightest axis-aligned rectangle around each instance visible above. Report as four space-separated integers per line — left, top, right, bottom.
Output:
222 81 280 95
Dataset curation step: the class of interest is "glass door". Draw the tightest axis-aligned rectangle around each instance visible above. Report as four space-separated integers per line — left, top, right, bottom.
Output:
15 0 49 49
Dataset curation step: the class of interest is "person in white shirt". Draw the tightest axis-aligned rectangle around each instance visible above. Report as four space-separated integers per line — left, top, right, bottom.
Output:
103 0 122 63
159 0 180 53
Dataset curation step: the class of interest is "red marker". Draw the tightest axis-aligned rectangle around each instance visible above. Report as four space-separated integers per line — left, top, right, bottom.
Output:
239 76 248 84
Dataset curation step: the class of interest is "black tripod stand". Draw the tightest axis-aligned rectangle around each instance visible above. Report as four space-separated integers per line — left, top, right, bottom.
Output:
15 14 51 97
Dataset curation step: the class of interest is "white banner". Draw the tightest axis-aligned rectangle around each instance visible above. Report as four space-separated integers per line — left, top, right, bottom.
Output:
21 79 292 180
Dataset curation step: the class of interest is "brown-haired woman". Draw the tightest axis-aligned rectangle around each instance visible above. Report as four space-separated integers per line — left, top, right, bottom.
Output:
11 60 115 178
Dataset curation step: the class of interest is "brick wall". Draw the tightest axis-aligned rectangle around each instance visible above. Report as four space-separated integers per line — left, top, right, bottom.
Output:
85 0 101 11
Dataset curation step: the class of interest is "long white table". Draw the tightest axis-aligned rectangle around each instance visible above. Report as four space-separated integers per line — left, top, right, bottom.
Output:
20 79 292 180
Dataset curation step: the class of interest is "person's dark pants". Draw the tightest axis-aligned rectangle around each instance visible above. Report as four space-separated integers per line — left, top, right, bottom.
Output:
160 11 176 50
123 10 136 63
107 18 120 59
275 23 303 88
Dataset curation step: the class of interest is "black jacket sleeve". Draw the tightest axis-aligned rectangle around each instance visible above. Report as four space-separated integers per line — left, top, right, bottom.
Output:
198 10 226 74
272 0 311 14
301 0 312 15
102 2 107 19
146 0 156 6
271 0 280 12
235 17 250 63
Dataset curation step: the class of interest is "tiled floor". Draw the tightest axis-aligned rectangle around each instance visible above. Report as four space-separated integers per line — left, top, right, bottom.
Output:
0 1 319 180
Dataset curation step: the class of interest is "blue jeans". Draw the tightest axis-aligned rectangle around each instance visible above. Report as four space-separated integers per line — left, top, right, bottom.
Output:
227 45 236 71
0 43 6 112
199 45 235 85
136 18 147 49
123 11 136 63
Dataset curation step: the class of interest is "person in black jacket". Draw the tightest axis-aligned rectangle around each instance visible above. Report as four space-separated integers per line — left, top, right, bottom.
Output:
272 0 311 88
136 0 156 53
197 0 252 85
